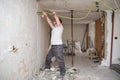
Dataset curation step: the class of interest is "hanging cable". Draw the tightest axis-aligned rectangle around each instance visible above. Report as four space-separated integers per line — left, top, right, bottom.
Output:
41 3 95 20
98 0 115 11
41 0 119 20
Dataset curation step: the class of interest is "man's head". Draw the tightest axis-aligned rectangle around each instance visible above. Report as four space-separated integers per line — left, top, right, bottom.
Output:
59 18 62 23
53 18 62 26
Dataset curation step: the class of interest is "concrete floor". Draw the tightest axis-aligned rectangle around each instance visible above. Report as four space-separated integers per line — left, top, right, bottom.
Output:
34 52 120 80
64 53 120 80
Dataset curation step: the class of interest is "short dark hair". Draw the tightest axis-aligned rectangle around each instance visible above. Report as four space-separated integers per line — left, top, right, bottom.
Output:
59 18 62 23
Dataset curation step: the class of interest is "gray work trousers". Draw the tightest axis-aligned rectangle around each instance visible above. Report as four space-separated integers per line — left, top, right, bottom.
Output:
45 45 66 75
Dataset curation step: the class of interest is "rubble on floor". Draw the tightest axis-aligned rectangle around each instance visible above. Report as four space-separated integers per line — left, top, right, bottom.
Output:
32 65 100 80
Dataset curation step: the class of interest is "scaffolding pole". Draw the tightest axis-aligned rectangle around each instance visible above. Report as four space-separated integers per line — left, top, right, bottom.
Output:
71 10 74 66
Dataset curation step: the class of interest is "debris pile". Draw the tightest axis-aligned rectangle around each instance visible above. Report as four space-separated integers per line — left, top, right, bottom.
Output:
32 66 100 80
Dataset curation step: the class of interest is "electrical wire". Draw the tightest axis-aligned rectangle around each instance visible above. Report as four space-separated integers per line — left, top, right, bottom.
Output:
97 0 120 14
41 0 120 20
58 4 93 20
42 3 95 20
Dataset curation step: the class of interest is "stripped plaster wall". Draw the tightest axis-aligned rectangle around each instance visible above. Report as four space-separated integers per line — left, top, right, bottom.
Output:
101 10 112 66
0 0 50 80
101 10 120 66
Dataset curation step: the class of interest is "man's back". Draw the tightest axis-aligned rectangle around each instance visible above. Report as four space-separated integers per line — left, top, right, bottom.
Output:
51 25 63 45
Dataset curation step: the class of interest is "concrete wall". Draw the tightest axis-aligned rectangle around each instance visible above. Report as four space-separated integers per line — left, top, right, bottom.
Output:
0 0 50 80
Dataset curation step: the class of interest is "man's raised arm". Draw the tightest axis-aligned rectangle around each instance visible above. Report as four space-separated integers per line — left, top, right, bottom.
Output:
43 12 54 28
53 12 61 26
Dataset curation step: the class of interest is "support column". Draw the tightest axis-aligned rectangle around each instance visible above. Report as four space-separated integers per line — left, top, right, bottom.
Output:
71 10 74 66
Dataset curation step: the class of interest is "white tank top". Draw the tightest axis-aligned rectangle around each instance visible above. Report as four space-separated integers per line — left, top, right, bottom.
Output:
51 25 63 45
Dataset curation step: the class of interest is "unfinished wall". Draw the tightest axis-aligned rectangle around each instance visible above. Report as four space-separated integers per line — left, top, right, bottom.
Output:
101 10 112 66
101 10 120 66
0 0 50 80
63 24 86 44
112 11 120 64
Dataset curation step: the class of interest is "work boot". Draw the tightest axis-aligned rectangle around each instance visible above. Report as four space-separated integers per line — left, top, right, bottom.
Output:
57 73 65 78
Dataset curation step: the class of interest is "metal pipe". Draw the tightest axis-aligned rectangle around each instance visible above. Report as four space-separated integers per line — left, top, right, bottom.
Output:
110 11 114 68
71 10 74 67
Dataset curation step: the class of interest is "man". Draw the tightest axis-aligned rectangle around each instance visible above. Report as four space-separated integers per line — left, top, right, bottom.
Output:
43 11 66 78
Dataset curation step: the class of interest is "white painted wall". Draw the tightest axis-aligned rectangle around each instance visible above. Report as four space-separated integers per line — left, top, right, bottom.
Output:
0 0 50 80
63 24 86 45
88 22 95 48
112 11 120 64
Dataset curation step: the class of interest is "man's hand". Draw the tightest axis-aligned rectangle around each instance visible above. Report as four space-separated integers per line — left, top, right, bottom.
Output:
53 11 56 16
42 11 48 18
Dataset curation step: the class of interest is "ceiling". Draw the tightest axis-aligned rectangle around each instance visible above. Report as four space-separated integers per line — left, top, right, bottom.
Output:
38 0 120 24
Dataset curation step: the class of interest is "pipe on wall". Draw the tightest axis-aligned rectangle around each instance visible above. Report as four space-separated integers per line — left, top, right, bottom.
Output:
110 11 115 68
